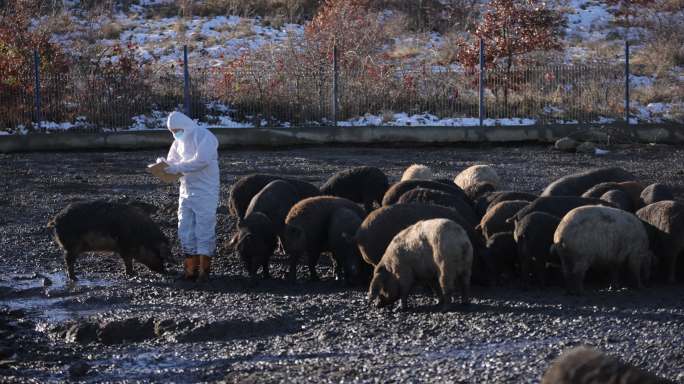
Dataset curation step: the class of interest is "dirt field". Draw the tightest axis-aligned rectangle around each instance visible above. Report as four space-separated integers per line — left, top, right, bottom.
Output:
1 143 684 383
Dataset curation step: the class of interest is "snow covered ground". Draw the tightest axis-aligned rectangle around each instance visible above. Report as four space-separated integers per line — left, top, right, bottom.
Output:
49 8 304 68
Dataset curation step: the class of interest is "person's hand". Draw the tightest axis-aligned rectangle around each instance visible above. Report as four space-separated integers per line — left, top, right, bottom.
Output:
156 157 166 164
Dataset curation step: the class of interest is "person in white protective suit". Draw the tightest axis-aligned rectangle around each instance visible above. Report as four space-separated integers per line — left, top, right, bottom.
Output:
159 111 220 282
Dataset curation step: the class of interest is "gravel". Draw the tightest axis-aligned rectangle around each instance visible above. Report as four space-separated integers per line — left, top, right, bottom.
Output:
1 144 683 383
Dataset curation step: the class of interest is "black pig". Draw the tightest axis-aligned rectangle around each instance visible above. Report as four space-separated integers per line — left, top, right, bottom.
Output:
49 201 170 280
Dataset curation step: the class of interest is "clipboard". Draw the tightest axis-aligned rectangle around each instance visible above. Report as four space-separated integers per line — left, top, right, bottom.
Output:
147 161 181 183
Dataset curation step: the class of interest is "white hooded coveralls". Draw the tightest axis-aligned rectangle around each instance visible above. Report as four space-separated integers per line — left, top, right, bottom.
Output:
165 111 220 257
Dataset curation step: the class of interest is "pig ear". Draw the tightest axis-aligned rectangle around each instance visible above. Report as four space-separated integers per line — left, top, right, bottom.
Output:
376 265 390 280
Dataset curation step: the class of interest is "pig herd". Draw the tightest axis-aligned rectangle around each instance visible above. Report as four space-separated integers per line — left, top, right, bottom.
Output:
50 164 683 312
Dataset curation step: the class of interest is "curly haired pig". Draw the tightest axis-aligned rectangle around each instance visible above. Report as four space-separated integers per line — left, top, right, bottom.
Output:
474 191 538 218
485 232 518 284
636 200 684 283
228 174 319 219
355 203 493 285
356 203 482 266
507 196 614 225
550 205 653 294
400 164 433 181
397 188 479 227
581 181 644 208
368 218 473 310
513 212 561 287
319 166 389 213
477 200 530 241
382 180 468 206
454 165 501 191
230 180 300 279
282 196 366 281
49 200 170 280
640 183 674 206
541 167 635 197
328 207 370 285
601 189 634 212
542 346 675 384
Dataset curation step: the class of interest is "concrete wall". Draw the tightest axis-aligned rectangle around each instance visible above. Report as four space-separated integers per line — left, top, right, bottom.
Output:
1 124 682 153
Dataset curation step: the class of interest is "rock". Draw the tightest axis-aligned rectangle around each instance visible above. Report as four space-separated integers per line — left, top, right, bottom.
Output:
569 129 610 143
154 319 176 337
68 361 90 379
98 318 155 345
65 322 99 344
555 137 579 152
576 142 597 154
153 318 192 338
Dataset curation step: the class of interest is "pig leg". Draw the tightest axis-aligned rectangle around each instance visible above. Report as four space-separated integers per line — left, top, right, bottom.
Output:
518 246 532 288
536 257 548 288
398 290 410 311
331 254 343 281
398 278 412 311
437 270 454 310
609 268 620 291
666 246 678 284
262 262 271 279
123 254 135 277
64 250 78 281
307 252 320 282
459 272 471 305
627 253 644 289
287 255 298 281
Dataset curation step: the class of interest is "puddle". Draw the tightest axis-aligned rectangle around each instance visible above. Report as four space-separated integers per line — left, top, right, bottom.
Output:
249 351 355 363
423 336 564 361
0 272 115 323
84 348 222 382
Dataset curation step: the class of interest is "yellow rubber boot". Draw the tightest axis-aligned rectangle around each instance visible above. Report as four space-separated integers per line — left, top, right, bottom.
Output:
183 255 198 280
197 256 211 282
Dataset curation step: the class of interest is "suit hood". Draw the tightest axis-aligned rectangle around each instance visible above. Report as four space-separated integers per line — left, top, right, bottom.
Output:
167 111 197 134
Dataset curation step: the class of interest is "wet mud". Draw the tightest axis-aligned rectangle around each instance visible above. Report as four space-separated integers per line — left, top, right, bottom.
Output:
1 144 684 383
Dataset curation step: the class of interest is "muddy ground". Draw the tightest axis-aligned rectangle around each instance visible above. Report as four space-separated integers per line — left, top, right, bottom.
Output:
1 143 683 383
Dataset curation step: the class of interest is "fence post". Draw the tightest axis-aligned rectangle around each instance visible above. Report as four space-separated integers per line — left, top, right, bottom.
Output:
183 45 190 116
478 38 484 127
33 50 42 131
332 43 339 127
624 40 630 125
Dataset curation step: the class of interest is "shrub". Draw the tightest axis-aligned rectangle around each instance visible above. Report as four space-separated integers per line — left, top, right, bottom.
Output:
0 0 70 130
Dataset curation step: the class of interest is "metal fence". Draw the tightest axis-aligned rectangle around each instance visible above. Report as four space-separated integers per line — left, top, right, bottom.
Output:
1 45 633 133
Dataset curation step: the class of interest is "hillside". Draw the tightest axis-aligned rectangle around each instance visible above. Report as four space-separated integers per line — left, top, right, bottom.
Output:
1 0 682 131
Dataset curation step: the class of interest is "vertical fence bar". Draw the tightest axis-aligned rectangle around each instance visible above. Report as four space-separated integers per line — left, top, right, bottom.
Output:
183 45 190 116
624 40 630 124
332 44 339 126
33 50 42 131
478 38 484 127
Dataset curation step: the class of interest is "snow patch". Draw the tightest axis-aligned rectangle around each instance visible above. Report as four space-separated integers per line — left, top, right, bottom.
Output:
337 113 536 127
